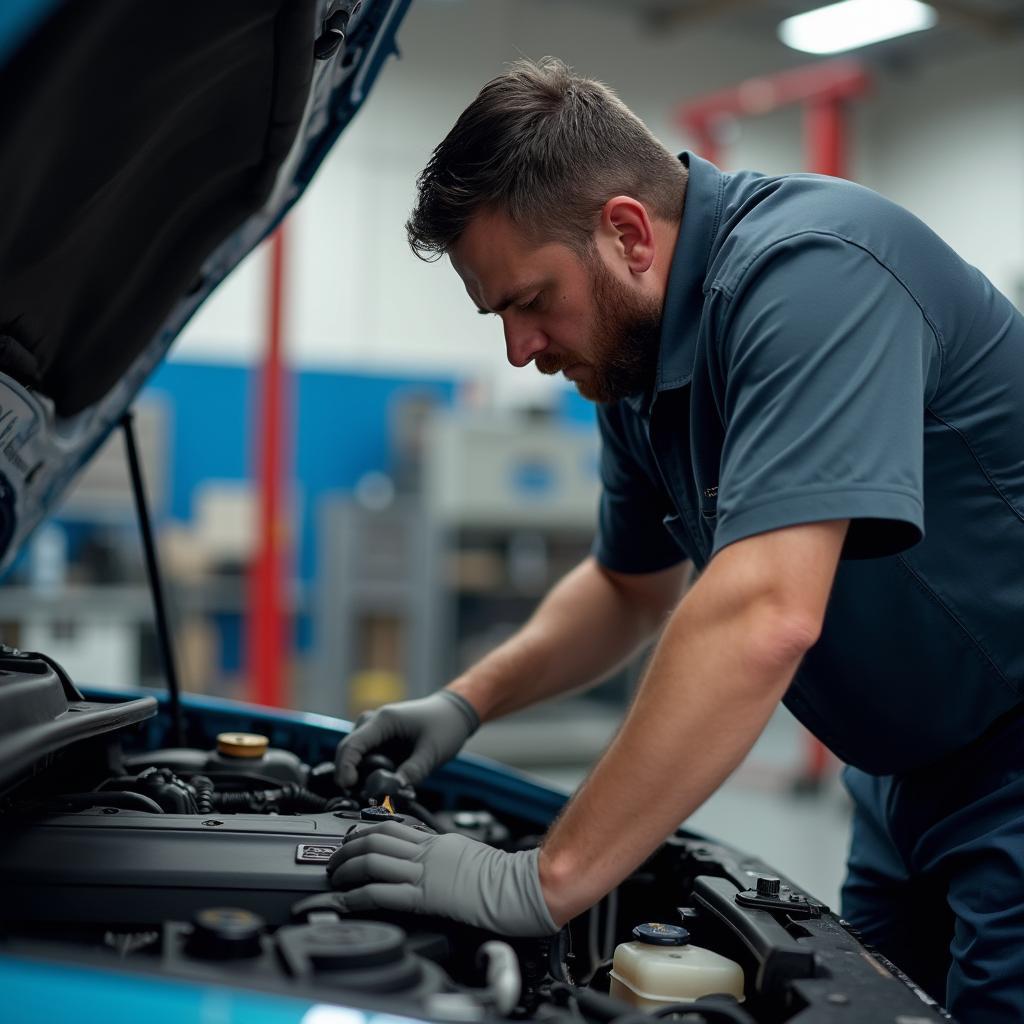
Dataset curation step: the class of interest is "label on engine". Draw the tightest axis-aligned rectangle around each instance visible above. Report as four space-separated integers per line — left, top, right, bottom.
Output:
295 844 340 864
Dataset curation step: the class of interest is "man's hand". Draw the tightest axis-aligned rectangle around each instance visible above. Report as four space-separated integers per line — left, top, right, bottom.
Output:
325 820 558 937
334 690 480 788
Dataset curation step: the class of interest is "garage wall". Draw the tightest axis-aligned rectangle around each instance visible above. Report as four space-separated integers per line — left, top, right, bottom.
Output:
173 0 1024 397
859 40 1024 304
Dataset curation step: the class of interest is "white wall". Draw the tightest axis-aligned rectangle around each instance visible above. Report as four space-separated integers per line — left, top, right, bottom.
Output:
859 41 1024 303
174 0 1024 399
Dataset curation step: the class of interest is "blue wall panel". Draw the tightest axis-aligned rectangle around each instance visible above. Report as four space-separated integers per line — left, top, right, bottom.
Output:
146 362 254 522
560 387 598 427
145 362 457 582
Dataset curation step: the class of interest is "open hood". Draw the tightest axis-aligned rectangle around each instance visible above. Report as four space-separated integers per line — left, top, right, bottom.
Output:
0 0 411 571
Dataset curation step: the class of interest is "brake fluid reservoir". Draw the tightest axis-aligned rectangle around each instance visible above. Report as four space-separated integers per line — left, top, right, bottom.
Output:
608 923 744 1009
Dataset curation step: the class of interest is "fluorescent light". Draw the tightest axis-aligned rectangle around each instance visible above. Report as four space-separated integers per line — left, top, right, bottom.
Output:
778 0 937 54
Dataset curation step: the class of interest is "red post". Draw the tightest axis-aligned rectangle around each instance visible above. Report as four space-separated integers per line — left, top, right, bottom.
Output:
248 225 290 708
805 96 846 178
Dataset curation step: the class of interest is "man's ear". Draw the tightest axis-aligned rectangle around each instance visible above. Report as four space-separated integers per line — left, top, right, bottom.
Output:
599 196 655 274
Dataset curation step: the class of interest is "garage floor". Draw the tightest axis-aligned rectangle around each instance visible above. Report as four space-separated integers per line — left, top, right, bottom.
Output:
465 700 853 910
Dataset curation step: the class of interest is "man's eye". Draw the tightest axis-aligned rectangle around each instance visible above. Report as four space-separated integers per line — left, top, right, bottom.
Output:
518 295 540 312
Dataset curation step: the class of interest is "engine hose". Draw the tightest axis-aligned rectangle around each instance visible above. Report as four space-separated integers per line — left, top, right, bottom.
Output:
183 769 305 788
212 791 261 812
549 982 636 1022
212 784 328 813
192 775 215 815
289 786 330 811
99 769 197 813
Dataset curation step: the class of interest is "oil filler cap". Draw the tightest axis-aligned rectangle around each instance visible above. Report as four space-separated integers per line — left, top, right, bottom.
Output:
217 732 269 758
633 922 690 946
360 805 405 823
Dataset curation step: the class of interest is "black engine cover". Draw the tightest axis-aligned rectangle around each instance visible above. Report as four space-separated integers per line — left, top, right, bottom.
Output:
0 809 357 925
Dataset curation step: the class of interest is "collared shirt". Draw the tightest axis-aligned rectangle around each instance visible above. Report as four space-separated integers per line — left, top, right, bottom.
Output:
594 152 1024 775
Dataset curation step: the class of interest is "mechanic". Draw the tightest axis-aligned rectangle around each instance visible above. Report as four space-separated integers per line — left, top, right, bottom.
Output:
329 58 1024 1021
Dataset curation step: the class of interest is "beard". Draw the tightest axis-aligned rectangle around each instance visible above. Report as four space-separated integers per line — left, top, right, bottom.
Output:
535 255 663 404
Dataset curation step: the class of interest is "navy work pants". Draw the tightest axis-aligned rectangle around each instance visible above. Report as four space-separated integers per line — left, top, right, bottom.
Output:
841 706 1024 1022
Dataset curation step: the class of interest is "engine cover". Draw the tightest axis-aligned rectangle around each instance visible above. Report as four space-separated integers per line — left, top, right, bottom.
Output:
0 808 361 925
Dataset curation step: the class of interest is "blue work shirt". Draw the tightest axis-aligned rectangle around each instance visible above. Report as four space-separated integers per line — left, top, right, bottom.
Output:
594 152 1024 775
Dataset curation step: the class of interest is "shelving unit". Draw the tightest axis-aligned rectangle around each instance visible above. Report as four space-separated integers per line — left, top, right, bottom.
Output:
309 496 440 718
422 410 615 690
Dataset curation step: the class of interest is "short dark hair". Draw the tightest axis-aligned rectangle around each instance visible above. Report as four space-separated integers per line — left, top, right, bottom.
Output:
406 57 688 261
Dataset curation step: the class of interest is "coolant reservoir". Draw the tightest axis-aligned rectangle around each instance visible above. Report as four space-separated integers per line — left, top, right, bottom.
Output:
609 923 744 1009
203 732 306 785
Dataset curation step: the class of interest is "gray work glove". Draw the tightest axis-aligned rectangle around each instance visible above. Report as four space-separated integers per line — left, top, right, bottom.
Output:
334 690 480 789
325 819 558 937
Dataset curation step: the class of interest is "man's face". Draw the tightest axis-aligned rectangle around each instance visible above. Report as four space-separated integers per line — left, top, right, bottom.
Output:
450 208 663 403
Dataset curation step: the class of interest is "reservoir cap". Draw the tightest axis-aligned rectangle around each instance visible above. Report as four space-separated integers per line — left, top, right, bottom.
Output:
633 922 690 946
217 732 269 758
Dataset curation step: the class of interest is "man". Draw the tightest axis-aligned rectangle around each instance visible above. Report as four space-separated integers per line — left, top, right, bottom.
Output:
328 58 1024 1020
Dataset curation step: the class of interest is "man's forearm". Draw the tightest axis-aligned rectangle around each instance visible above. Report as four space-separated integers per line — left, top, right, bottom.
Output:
536 522 848 924
537 586 800 923
448 556 686 723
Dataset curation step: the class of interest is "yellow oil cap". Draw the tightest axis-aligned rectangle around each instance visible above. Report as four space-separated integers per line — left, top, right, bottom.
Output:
217 732 269 759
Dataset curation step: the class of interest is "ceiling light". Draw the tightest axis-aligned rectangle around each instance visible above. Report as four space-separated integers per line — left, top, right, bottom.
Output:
778 0 938 54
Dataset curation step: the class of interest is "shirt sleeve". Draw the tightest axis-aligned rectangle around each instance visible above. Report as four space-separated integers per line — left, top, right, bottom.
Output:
592 401 690 573
710 232 941 560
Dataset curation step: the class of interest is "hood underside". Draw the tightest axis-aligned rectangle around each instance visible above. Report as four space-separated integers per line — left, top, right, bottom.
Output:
0 0 315 416
0 0 410 570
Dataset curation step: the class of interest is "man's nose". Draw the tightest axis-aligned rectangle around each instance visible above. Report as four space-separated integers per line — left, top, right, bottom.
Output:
504 321 548 368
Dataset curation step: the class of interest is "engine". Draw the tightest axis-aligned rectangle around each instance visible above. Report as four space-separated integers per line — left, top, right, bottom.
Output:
0 730 570 1017
0 715 950 1023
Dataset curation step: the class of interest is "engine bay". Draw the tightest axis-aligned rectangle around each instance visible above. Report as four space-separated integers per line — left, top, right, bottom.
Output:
0 654 949 1023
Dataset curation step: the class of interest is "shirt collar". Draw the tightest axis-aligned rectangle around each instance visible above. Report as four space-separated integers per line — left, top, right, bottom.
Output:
624 151 726 415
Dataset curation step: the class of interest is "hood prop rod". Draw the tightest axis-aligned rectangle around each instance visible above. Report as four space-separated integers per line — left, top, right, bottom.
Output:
121 409 184 747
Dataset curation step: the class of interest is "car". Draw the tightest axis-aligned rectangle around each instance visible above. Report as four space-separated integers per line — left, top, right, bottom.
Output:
0 3 950 1022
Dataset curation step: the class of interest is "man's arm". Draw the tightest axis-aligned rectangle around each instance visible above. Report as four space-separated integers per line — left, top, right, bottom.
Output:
538 519 848 925
447 555 690 722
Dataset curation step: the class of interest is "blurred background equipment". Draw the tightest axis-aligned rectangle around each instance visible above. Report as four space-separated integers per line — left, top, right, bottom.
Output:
309 405 609 720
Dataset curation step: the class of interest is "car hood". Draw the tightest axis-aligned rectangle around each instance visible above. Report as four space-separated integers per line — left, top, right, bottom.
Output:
0 0 411 573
